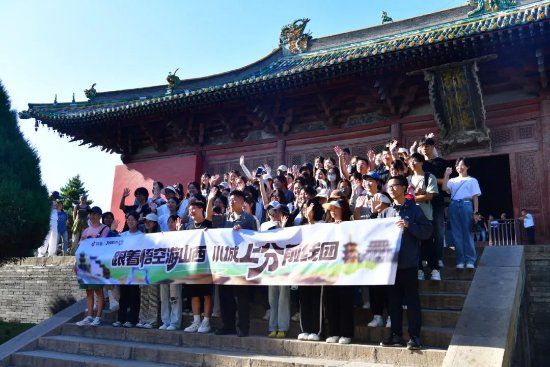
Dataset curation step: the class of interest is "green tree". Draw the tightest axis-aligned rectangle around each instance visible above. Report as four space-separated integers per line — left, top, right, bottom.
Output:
0 80 50 263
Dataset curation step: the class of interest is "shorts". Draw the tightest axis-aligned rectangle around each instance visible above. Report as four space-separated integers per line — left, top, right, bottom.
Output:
186 284 213 297
79 284 104 290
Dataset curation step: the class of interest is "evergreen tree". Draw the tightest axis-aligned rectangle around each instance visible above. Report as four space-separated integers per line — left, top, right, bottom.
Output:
0 80 50 263
59 175 92 210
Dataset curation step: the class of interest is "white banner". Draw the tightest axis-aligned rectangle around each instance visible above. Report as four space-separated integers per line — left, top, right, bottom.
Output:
75 218 402 286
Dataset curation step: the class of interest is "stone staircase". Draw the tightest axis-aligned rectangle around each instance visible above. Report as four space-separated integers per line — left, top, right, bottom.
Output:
5 248 482 367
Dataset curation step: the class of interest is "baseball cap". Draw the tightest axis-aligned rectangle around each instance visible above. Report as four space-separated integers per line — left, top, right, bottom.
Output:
277 165 288 172
88 206 102 215
362 171 381 181
144 213 158 222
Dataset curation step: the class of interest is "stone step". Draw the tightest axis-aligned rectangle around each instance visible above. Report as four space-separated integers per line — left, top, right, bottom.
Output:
43 330 446 366
436 268 476 280
420 293 466 310
419 279 471 294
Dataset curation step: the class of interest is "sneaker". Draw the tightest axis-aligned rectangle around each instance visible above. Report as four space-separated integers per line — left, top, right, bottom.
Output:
385 316 391 328
198 319 211 333
184 321 201 333
307 333 320 341
159 324 168 330
407 336 422 350
338 337 351 344
367 315 384 327
268 331 277 338
142 322 154 329
76 316 94 326
112 321 122 327
402 305 408 310
326 336 339 343
263 309 271 320
380 333 406 347
431 269 441 281
418 269 425 280
166 325 178 331
91 317 102 326
136 322 145 328
123 322 134 328
438 259 445 268
291 312 300 321
212 311 221 318
297 332 309 341
456 263 465 269
466 263 475 269
362 302 371 309
276 331 286 338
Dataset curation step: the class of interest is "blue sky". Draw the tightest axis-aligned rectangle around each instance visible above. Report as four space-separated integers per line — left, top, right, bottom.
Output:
0 0 465 210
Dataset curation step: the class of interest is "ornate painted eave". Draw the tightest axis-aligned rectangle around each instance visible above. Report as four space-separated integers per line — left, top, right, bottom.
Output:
20 0 550 129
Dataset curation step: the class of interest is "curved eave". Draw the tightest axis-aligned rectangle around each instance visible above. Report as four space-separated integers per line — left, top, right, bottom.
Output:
20 1 550 127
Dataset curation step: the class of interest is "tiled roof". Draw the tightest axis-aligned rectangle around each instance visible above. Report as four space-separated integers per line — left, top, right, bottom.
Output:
20 0 550 125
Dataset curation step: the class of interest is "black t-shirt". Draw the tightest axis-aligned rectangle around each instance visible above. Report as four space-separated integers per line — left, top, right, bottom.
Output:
423 157 448 207
185 219 212 230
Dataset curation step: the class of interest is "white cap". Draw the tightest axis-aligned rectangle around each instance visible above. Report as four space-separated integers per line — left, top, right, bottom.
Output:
277 165 288 172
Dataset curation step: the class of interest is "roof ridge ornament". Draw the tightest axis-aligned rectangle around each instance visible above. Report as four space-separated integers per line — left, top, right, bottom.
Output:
84 83 97 101
279 18 312 55
167 68 181 92
468 0 518 17
381 11 393 24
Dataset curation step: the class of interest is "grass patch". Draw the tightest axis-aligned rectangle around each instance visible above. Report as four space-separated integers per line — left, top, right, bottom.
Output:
0 321 35 344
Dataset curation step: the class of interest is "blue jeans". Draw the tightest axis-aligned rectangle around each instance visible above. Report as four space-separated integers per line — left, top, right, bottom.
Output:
268 286 290 332
448 200 476 265
58 231 69 254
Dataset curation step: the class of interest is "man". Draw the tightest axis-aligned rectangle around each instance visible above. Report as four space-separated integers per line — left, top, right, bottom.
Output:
408 153 440 281
181 199 213 333
207 189 257 337
375 147 394 185
519 209 536 245
419 137 448 268
56 200 69 256
273 174 294 204
379 175 432 350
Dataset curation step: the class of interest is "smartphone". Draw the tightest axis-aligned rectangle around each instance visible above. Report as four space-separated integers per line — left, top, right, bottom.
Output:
255 167 264 177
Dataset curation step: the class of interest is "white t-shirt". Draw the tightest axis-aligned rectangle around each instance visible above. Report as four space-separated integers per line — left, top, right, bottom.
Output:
447 176 481 200
260 220 281 231
120 230 144 236
409 172 438 220
523 213 534 228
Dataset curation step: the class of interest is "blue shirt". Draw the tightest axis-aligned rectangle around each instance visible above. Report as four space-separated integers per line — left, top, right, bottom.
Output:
57 210 68 233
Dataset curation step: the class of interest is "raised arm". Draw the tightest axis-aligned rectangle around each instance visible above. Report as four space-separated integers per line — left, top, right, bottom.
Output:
334 146 350 180
119 187 130 211
206 186 218 222
442 167 452 194
258 175 270 208
239 155 253 180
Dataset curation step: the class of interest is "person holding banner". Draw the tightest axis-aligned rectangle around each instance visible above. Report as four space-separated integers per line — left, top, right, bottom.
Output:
75 206 110 326
182 199 213 334
112 212 142 328
321 190 354 344
208 189 257 337
379 175 432 350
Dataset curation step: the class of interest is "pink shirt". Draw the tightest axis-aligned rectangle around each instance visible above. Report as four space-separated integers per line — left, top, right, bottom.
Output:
81 224 109 241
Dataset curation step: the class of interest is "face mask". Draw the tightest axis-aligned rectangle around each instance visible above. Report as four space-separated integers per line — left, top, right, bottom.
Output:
327 174 337 182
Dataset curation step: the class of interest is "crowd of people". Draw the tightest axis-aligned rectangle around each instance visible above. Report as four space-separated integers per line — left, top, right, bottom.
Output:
45 134 490 350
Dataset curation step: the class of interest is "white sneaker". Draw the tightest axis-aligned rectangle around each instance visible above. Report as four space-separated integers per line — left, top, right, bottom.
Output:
76 316 94 326
263 309 271 320
198 319 211 333
158 324 168 330
142 323 154 329
466 263 475 269
297 332 309 341
456 263 465 269
184 321 201 333
418 269 425 280
291 312 300 321
362 302 371 309
91 317 102 326
166 325 178 331
438 260 445 268
122 322 134 328
367 315 384 327
338 337 351 344
402 305 407 310
136 322 145 328
326 336 339 343
307 333 320 341
386 316 391 328
112 321 122 327
431 269 441 281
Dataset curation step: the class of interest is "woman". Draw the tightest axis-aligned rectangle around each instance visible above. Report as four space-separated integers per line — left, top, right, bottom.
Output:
159 214 183 330
443 157 481 269
71 195 91 253
320 191 354 344
326 167 341 193
151 181 166 207
136 213 160 328
324 157 336 171
200 172 212 197
158 197 181 232
112 212 142 328
315 168 328 189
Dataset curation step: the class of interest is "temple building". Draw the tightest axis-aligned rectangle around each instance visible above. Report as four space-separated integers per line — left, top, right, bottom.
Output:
21 0 550 241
